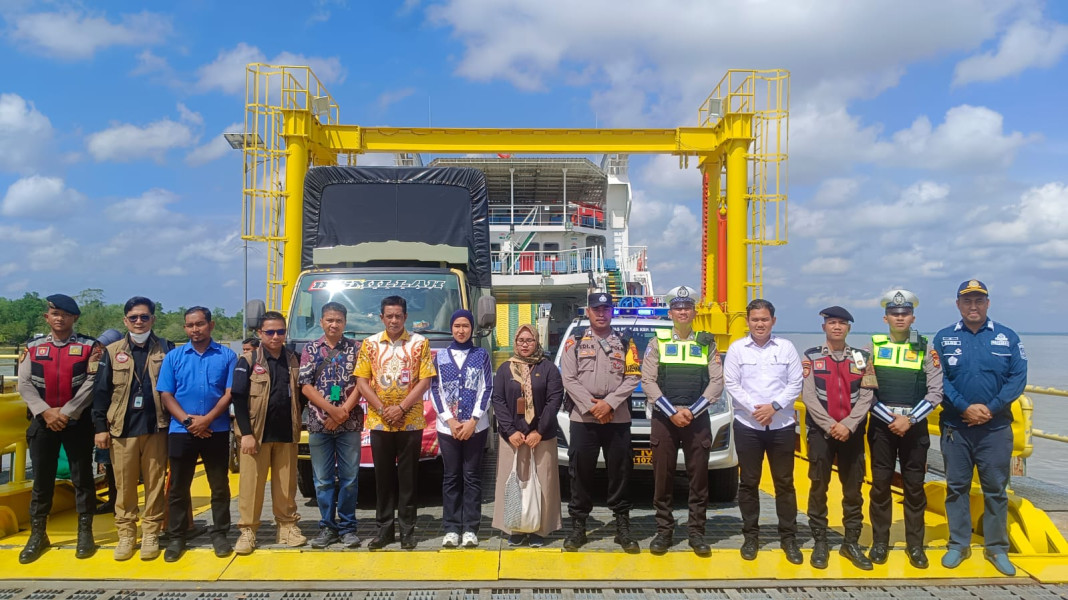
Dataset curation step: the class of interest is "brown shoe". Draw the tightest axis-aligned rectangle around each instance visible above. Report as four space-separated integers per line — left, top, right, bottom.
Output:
234 527 257 555
140 533 160 560
276 522 306 548
113 536 136 561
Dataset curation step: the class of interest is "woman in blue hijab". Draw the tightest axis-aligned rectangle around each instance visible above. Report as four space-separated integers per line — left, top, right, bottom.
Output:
430 309 493 548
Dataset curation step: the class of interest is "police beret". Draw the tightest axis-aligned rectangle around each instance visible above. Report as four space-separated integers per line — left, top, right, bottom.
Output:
46 293 80 316
588 292 613 308
819 305 853 322
957 279 989 296
880 289 918 312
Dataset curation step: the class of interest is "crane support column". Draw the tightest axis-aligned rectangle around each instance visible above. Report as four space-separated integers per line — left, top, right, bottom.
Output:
281 136 309 316
725 139 749 340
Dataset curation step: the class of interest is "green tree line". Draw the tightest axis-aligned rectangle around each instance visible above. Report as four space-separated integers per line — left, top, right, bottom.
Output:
0 290 245 345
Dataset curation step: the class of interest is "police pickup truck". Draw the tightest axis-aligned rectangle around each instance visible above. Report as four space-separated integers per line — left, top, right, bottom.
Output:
553 310 739 502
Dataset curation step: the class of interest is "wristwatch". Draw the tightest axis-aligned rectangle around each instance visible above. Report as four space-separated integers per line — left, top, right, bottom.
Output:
182 416 194 427
907 415 918 425
771 401 783 412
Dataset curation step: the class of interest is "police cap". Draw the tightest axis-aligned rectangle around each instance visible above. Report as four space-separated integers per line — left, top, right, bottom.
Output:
46 293 80 316
665 285 698 307
957 279 989 296
880 289 918 313
588 292 613 309
819 305 854 323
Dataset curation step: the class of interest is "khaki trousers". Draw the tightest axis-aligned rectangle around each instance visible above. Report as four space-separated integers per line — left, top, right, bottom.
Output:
110 431 168 538
237 441 299 530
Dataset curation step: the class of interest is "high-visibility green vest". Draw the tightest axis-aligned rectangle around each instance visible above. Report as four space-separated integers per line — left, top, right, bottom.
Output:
655 329 710 405
871 334 927 407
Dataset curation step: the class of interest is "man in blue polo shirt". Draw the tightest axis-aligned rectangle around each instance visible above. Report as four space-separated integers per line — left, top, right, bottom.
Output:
157 307 237 562
933 280 1027 576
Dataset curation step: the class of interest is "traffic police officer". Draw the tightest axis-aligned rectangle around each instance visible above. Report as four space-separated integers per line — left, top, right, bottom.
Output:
640 286 724 556
867 290 943 569
17 294 102 563
560 292 641 552
801 306 874 570
934 280 1026 576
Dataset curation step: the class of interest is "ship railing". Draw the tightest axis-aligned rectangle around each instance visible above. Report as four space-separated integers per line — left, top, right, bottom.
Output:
1026 385 1068 444
488 203 606 230
491 246 604 276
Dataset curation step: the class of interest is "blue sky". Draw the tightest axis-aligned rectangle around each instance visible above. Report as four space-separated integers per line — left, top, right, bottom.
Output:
1 0 1067 333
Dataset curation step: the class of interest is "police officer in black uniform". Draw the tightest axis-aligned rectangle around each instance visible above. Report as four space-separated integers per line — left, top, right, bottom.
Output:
867 290 943 569
800 306 874 571
16 294 102 563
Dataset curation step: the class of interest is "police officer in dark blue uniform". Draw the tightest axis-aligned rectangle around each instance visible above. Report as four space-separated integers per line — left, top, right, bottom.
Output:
933 280 1026 576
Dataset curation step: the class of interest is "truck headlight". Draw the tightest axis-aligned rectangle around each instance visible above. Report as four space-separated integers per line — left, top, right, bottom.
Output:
707 398 729 416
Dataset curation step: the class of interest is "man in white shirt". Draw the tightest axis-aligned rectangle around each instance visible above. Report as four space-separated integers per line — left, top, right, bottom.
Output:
723 299 804 565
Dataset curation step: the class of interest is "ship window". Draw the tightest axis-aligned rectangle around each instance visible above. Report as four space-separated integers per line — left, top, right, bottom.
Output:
527 242 540 251
544 242 560 251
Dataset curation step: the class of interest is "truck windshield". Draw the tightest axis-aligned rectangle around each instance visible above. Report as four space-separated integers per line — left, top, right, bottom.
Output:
288 272 464 342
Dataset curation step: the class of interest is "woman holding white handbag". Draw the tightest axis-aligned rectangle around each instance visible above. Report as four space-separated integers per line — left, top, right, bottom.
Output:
491 325 563 546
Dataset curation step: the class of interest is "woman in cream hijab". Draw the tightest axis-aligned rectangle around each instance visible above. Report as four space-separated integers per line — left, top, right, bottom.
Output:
491 324 563 546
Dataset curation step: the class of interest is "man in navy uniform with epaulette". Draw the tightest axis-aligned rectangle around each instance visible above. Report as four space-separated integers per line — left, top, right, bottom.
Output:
867 289 942 569
934 279 1026 576
801 305 874 571
17 294 103 563
640 285 724 556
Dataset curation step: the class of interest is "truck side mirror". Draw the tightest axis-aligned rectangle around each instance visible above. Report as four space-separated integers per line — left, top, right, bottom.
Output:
245 299 266 331
477 295 497 329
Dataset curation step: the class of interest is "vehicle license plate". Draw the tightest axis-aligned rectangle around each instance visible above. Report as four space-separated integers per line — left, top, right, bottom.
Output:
633 448 653 465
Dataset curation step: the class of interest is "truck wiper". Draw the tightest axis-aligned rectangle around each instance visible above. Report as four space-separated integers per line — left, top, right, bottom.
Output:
413 329 452 335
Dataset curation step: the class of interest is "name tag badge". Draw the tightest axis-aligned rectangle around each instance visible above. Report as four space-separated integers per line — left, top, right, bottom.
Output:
133 394 144 409
330 385 342 403
400 369 411 385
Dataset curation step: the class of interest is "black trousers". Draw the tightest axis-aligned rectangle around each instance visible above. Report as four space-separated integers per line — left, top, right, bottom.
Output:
651 411 710 534
807 423 866 535
439 428 488 534
167 432 231 537
868 417 930 547
27 415 96 518
567 421 632 520
734 421 798 541
370 429 421 535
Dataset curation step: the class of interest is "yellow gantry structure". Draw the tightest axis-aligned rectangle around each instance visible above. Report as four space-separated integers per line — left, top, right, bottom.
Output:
239 64 789 348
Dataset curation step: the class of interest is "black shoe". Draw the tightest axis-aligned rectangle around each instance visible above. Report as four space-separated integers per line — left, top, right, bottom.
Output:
400 532 416 550
868 542 889 564
840 541 874 570
781 539 803 565
18 518 50 564
613 514 639 554
368 530 396 550
95 500 115 515
311 527 340 549
811 539 829 569
907 545 929 569
75 514 96 559
164 539 184 563
563 526 587 552
211 534 232 558
688 533 711 556
649 531 672 555
740 537 758 561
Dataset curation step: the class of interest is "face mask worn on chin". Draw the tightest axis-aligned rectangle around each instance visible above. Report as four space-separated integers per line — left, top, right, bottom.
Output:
129 331 152 344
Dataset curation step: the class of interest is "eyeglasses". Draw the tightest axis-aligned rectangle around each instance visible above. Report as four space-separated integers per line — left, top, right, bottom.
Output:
515 338 537 345
261 329 286 337
126 314 152 322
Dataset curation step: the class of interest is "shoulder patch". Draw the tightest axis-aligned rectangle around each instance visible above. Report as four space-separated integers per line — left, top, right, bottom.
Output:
564 337 576 352
802 359 812 378
929 348 941 369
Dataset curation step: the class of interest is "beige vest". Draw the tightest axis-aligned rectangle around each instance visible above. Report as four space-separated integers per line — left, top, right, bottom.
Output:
236 348 302 442
105 336 171 436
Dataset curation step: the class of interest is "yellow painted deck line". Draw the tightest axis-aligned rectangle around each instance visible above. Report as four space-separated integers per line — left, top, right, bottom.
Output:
218 549 501 581
0 548 232 580
1014 555 1068 584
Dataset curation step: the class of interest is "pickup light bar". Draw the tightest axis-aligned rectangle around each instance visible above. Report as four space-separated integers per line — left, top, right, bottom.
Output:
576 306 671 318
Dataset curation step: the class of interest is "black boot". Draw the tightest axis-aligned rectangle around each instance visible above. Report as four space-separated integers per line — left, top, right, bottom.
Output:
839 528 873 571
810 527 829 569
75 513 96 559
563 518 587 551
614 513 639 553
19 517 50 564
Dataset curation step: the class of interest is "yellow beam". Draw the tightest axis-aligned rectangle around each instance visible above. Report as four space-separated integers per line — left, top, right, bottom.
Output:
725 139 749 342
281 135 308 315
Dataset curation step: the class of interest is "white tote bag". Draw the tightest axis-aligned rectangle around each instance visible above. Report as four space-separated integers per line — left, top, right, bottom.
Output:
502 444 542 534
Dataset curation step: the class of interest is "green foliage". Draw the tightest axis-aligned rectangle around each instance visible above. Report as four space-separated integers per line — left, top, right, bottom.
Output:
0 290 245 344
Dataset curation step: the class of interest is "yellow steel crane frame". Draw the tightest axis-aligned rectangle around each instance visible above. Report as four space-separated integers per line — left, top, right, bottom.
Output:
239 64 789 347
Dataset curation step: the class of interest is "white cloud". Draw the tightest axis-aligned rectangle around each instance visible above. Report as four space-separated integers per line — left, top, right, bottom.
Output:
377 87 416 110
186 122 242 166
814 178 862 207
1 175 85 218
178 232 243 263
195 43 345 95
9 10 171 60
86 119 196 163
974 182 1068 245
177 103 203 126
0 224 57 245
801 257 853 275
0 263 18 277
0 93 54 173
887 105 1033 170
954 17 1068 85
105 189 180 224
